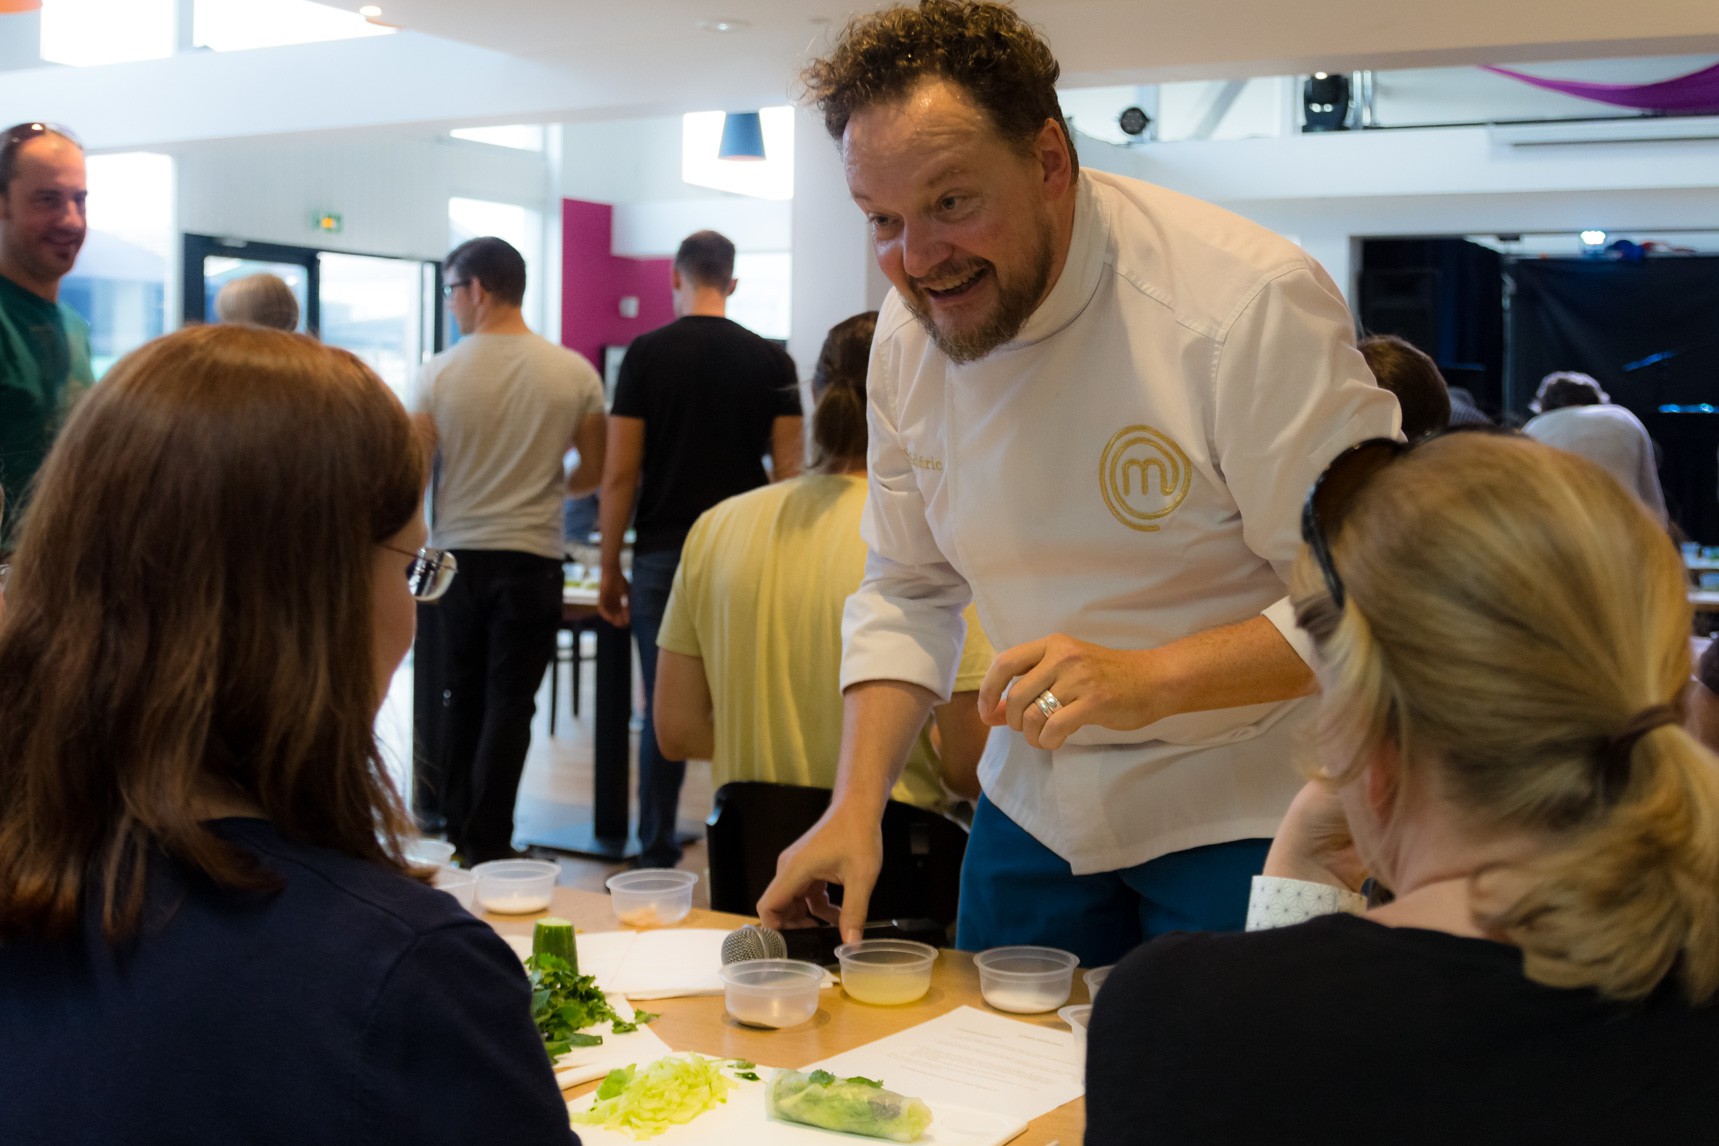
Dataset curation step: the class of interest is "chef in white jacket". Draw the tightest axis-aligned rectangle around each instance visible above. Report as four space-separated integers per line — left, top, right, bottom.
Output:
760 0 1401 966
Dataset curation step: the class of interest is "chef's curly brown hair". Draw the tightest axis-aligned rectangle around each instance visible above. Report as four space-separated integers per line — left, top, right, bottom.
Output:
801 0 1078 173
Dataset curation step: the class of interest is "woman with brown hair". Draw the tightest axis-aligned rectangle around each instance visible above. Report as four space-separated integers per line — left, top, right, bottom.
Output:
0 326 576 1144
1087 431 1719 1143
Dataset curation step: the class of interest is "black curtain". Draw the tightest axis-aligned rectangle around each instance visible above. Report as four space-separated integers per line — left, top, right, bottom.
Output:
1507 256 1719 542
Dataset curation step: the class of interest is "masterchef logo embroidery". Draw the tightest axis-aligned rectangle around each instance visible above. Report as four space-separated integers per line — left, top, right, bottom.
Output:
1099 424 1191 532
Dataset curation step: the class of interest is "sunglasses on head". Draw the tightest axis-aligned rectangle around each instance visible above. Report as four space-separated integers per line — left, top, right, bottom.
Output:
1300 425 1520 611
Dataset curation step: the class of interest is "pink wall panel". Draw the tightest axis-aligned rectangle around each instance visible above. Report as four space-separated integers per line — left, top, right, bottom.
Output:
560 198 675 371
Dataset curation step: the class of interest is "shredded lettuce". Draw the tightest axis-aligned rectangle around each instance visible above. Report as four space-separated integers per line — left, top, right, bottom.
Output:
570 1054 736 1139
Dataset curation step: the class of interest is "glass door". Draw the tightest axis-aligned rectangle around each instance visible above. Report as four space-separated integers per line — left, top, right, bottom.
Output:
316 252 436 404
181 235 442 793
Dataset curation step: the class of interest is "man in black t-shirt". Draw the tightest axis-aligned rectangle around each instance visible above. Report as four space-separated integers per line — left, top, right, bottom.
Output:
597 230 803 867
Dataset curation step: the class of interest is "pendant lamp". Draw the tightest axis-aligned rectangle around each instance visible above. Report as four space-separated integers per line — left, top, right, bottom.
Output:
718 112 766 161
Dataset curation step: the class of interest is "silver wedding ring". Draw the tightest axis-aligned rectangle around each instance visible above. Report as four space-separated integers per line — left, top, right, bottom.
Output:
1034 689 1062 719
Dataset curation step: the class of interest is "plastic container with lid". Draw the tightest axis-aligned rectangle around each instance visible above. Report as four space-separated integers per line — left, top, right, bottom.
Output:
605 869 697 928
974 945 1078 1013
835 939 937 1006
719 959 824 1028
471 859 559 914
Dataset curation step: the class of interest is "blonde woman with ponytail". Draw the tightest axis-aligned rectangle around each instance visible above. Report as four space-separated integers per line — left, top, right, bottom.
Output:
1087 430 1719 1145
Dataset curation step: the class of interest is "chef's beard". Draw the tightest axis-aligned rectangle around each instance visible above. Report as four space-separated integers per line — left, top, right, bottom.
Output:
902 214 1055 365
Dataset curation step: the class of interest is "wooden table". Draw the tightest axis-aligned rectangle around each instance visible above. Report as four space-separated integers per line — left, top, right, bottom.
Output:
483 887 1085 1146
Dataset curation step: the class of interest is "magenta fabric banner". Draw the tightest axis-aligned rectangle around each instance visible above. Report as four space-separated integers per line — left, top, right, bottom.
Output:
1482 61 1719 114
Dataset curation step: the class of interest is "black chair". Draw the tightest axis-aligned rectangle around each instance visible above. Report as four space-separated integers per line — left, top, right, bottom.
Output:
545 610 598 735
705 781 968 929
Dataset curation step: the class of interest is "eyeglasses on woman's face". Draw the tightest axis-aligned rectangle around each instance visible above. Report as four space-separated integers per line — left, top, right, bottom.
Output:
381 545 457 602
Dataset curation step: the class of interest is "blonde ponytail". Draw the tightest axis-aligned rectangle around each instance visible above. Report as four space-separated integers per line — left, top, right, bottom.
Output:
1293 432 1719 1003
1484 723 1719 1002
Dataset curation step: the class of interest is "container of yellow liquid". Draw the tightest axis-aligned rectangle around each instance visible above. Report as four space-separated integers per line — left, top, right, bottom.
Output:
834 939 937 1005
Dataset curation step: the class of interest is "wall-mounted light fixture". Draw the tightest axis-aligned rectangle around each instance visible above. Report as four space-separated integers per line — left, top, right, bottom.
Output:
718 112 766 161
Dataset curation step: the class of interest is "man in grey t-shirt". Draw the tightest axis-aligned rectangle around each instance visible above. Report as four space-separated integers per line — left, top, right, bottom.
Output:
413 237 605 863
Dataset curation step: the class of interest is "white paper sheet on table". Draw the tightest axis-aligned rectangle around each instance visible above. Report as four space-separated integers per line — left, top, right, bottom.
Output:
549 996 676 1089
505 929 834 999
807 1006 1084 1124
566 1067 1027 1146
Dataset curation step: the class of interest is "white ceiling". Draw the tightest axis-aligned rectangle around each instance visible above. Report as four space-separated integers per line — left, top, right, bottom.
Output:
335 0 1719 113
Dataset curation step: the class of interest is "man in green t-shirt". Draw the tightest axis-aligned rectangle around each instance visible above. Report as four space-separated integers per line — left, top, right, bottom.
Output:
0 122 92 553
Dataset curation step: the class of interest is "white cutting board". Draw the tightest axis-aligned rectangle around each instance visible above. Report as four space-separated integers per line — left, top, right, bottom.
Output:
567 1073 1026 1146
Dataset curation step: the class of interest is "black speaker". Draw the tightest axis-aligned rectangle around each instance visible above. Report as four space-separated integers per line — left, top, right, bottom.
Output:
1302 72 1352 132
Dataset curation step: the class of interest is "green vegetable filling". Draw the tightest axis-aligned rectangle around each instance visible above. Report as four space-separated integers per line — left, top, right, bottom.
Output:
571 1055 736 1139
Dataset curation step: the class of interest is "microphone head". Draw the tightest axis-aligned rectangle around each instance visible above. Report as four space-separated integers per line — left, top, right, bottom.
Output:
720 923 788 965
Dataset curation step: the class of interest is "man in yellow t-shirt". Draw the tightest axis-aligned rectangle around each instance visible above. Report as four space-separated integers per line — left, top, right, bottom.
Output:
653 312 993 812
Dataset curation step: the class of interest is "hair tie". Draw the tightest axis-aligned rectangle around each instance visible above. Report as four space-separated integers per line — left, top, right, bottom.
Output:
1600 703 1680 794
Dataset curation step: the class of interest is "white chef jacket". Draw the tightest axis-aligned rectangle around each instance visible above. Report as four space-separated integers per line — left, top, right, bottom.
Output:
840 169 1402 875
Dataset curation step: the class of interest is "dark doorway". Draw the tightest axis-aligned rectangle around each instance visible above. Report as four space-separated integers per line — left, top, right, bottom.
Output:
1357 237 1505 418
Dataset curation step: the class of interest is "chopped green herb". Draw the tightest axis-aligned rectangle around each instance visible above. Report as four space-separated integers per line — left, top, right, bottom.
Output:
524 952 656 1056
729 1059 755 1071
848 1076 884 1089
735 1071 762 1082
808 1069 837 1086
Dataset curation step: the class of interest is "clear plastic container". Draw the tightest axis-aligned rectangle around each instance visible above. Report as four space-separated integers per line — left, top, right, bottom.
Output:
974 945 1079 1013
407 838 456 868
1058 1003 1093 1045
470 859 559 914
1083 964 1112 1002
605 869 697 928
433 865 476 911
834 939 937 1006
719 959 823 1028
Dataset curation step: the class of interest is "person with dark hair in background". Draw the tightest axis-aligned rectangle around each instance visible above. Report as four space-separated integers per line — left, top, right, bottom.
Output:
1358 333 1450 441
1087 432 1719 1144
214 271 300 331
0 325 577 1145
1524 370 1667 524
412 236 606 862
597 229 803 868
653 312 993 812
0 122 91 555
758 0 1397 962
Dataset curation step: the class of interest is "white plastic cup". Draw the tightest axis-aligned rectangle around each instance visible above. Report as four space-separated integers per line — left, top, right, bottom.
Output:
719 959 823 1028
1083 964 1112 1002
974 945 1079 1013
470 859 559 914
834 939 937 1006
407 838 456 867
433 865 476 911
605 869 697 927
